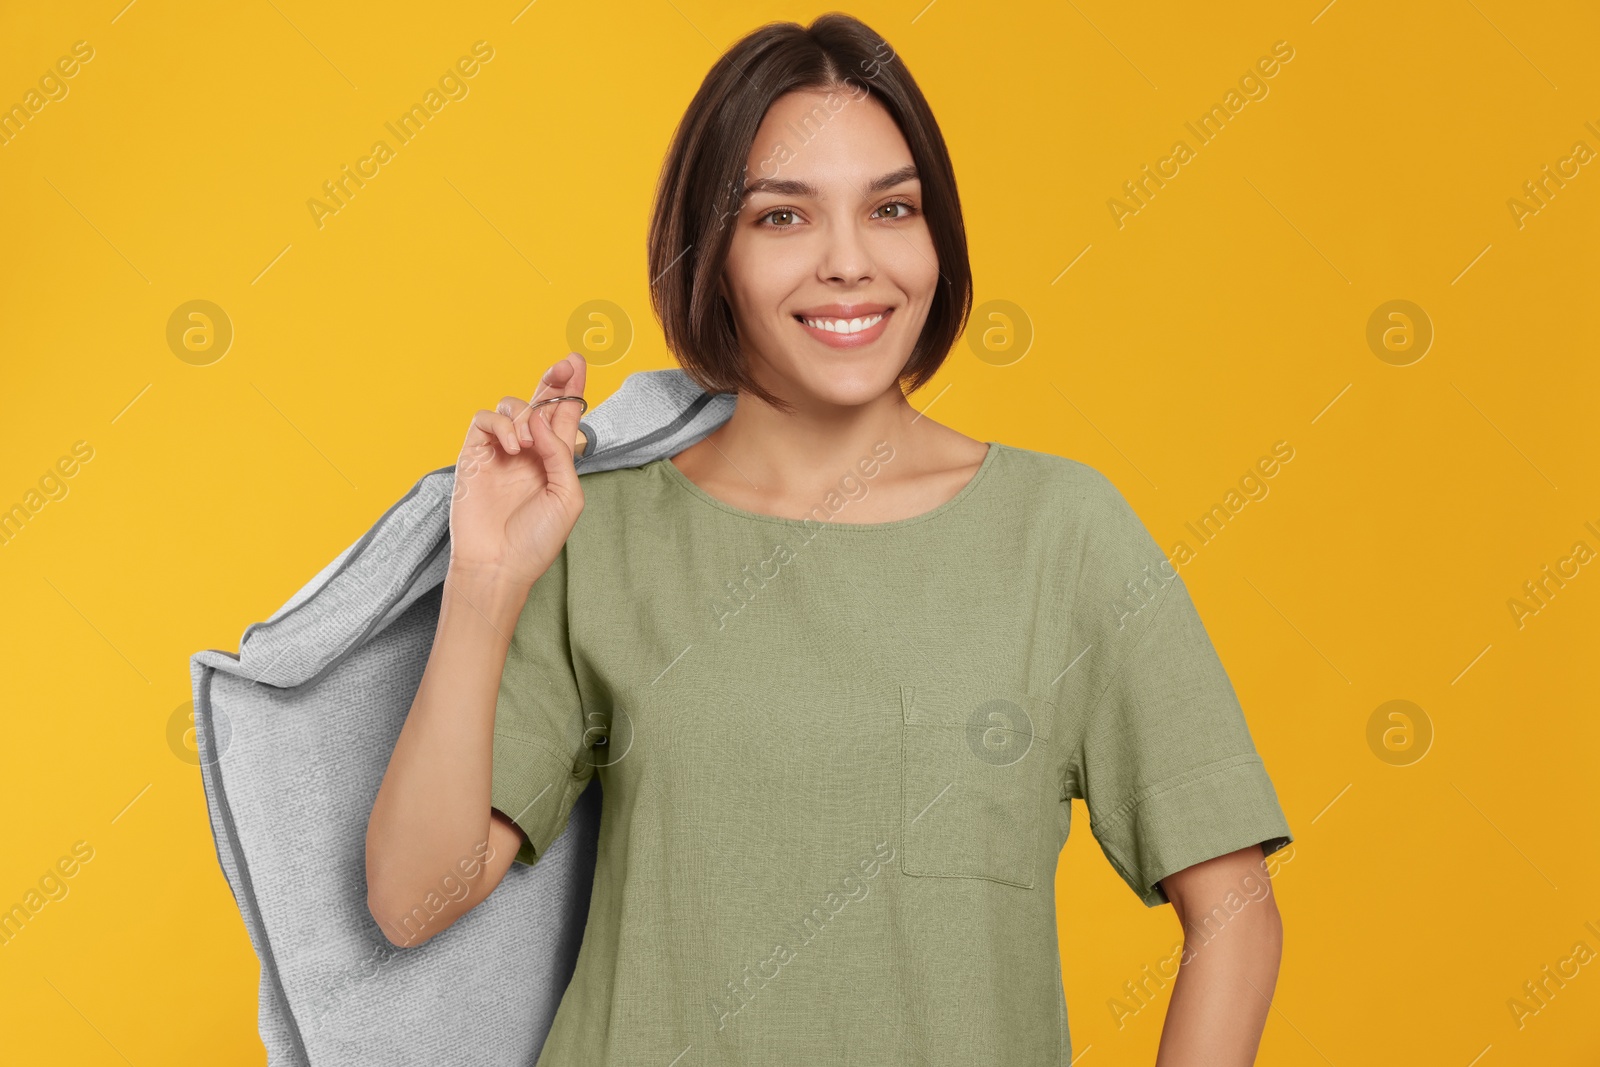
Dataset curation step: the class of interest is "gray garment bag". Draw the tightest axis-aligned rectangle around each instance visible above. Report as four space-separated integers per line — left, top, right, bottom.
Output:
189 370 732 1065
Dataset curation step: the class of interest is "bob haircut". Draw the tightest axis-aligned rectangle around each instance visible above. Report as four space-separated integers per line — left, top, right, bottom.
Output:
647 12 972 413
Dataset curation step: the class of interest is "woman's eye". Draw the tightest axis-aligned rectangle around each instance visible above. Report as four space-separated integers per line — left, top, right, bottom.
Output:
756 202 916 228
758 209 799 227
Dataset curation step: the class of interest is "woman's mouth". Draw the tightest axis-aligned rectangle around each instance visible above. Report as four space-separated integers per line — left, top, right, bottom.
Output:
793 309 891 349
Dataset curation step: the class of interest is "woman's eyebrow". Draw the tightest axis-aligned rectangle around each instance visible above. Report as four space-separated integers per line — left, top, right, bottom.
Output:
741 164 919 199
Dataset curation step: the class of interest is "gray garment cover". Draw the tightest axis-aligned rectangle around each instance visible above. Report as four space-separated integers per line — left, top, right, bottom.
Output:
189 370 732 1065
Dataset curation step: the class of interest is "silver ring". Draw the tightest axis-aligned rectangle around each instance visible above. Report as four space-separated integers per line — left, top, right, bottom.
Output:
528 394 588 415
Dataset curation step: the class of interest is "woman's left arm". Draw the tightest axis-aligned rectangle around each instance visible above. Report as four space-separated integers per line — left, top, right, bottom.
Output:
1153 845 1284 1067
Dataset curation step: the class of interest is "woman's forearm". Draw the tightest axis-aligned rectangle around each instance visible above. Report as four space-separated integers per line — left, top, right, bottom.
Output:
363 564 532 944
1155 904 1283 1065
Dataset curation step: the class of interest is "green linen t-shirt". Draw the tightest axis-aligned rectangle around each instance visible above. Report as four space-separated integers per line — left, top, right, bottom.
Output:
489 440 1294 1066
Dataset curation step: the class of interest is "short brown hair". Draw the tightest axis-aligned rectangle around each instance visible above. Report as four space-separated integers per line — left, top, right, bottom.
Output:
646 13 972 413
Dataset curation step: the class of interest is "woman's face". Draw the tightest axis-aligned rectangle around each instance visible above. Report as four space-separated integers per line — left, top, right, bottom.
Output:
720 87 939 410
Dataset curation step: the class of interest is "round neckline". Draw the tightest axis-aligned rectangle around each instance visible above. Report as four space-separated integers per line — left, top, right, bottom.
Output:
655 441 1004 531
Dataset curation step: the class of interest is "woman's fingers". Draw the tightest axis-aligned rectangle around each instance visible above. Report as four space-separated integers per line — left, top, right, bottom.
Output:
513 353 587 449
469 408 524 455
544 354 587 454
497 396 533 447
524 385 581 500
478 349 588 462
508 399 536 449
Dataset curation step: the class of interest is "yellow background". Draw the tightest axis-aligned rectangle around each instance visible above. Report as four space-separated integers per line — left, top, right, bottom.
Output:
3 0 1597 1063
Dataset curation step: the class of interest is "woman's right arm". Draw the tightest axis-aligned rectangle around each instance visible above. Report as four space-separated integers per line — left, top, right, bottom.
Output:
364 354 588 949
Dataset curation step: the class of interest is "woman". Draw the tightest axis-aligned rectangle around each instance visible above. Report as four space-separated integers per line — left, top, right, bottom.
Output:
366 13 1294 1065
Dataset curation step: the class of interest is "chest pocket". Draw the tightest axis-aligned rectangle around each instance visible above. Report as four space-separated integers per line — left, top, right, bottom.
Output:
899 682 1056 890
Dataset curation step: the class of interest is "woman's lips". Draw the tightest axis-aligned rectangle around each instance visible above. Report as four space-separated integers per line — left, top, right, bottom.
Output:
793 308 892 349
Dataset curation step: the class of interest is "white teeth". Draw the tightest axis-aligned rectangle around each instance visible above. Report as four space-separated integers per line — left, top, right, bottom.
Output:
800 313 884 334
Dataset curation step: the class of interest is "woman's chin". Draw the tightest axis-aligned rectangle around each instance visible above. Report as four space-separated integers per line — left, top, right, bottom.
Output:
804 379 905 410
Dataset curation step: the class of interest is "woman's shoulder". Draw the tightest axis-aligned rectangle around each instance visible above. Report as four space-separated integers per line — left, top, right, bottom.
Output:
991 442 1130 512
564 456 686 537
990 443 1164 563
572 457 670 503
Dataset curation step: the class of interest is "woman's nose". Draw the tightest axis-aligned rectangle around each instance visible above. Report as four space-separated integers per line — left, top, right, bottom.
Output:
817 219 875 284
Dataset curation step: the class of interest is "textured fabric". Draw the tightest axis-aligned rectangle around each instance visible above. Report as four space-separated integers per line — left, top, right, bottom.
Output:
491 440 1294 1066
577 367 735 470
189 369 733 1065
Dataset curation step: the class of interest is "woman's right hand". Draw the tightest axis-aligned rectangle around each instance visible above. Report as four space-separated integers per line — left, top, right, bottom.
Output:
448 353 588 589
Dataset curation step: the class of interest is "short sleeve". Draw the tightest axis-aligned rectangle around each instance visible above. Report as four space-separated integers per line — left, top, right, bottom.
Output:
1060 473 1293 907
490 543 597 867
